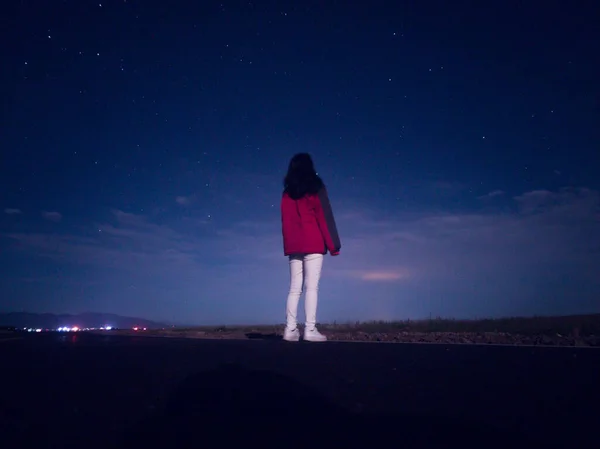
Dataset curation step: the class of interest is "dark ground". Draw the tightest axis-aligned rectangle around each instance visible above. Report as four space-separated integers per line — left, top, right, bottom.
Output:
1 333 598 449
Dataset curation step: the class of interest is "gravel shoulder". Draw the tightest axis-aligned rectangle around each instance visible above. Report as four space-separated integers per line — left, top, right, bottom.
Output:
82 314 600 346
97 328 600 346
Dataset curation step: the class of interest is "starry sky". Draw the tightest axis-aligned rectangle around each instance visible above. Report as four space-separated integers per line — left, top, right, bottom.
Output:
1 1 599 325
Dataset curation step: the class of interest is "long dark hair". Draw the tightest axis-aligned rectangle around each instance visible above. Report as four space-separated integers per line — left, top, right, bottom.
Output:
283 153 324 200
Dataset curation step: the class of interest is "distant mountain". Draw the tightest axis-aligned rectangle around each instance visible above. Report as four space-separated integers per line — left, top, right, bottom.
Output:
0 312 167 329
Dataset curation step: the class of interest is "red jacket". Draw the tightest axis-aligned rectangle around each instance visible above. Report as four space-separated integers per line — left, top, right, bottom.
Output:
281 186 341 256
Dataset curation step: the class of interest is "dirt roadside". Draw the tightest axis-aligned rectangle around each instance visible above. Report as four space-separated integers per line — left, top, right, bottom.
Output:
96 328 600 346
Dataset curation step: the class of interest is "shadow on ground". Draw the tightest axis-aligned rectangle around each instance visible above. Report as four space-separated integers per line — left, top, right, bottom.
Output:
244 332 282 340
118 363 551 449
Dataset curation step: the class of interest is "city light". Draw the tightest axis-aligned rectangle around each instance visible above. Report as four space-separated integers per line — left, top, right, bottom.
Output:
18 325 148 333
25 325 117 333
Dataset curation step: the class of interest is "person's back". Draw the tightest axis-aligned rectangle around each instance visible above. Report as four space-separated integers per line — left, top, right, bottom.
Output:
280 153 341 342
281 188 340 257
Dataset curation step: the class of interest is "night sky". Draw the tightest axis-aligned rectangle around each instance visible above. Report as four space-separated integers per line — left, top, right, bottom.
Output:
1 1 599 325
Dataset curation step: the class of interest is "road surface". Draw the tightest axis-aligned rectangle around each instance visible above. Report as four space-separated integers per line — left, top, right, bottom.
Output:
1 332 598 448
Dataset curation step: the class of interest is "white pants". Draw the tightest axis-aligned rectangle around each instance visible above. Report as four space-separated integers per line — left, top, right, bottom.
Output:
285 253 324 330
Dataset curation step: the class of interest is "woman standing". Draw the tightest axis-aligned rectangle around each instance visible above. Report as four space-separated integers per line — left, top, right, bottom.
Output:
280 153 341 342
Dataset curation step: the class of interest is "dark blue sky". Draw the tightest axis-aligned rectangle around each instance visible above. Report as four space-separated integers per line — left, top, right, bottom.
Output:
1 1 599 325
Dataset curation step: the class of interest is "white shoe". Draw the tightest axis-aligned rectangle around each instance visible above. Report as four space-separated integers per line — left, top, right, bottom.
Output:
303 327 327 342
283 326 300 342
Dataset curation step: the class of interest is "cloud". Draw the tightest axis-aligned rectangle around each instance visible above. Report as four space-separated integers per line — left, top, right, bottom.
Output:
364 187 596 273
4 208 22 215
3 186 600 323
477 190 504 200
324 187 600 317
513 187 598 217
41 211 62 222
175 195 192 206
513 189 554 212
360 269 412 282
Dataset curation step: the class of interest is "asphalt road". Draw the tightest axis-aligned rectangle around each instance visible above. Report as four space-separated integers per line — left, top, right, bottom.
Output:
1 333 599 449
